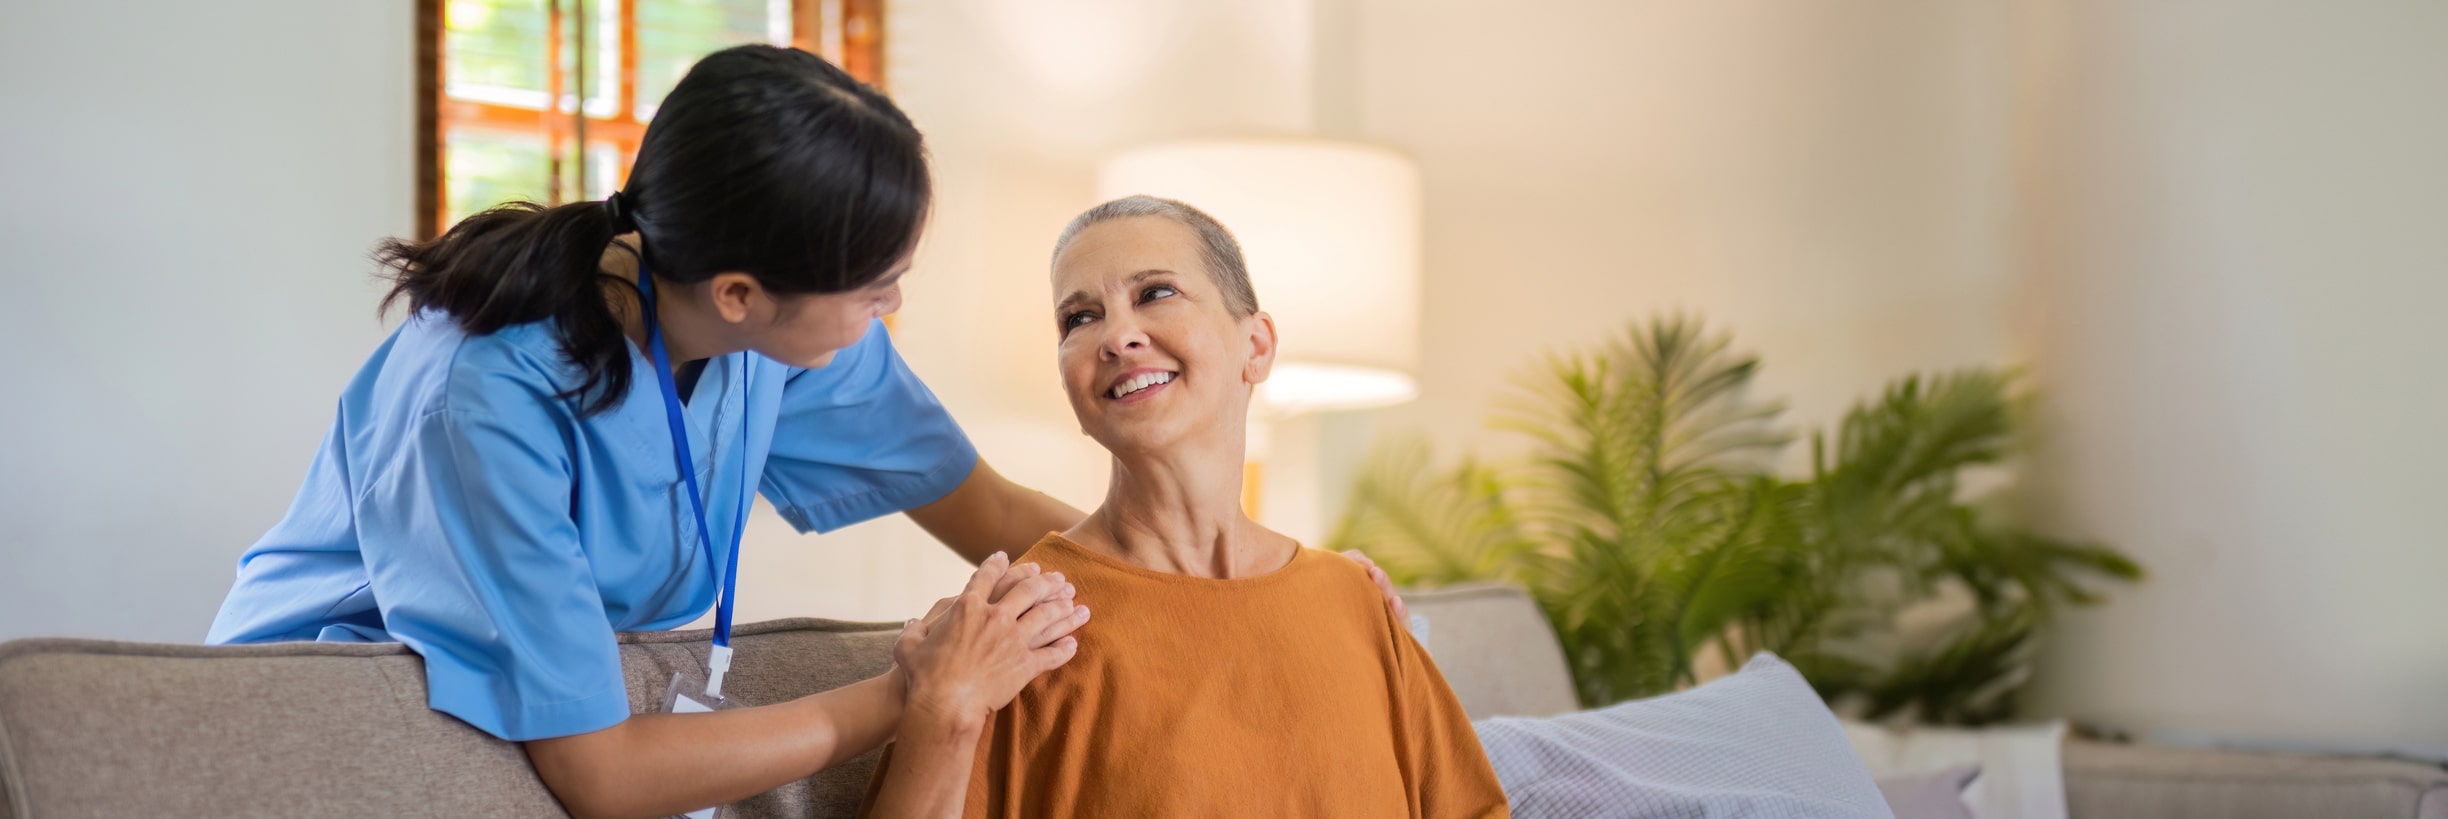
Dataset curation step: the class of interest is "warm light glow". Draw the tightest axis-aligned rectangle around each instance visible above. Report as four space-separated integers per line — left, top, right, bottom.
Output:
985 0 1185 98
1099 138 1424 416
1257 362 1420 415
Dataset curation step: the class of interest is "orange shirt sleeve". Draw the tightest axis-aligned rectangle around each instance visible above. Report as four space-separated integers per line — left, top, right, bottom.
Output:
1389 621 1513 818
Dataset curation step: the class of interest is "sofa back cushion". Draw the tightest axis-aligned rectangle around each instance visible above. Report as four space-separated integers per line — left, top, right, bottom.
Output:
1 583 1578 818
1400 584 1579 719
0 618 896 819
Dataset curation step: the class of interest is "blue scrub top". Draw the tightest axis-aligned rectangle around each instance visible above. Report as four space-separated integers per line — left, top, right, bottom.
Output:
206 311 977 741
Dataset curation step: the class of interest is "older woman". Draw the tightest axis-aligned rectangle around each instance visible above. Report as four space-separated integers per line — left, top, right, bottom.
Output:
861 196 1508 818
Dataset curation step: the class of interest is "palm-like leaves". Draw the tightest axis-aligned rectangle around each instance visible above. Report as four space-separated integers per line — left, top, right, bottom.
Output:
1505 319 1790 702
1328 443 1532 588
1331 316 2143 722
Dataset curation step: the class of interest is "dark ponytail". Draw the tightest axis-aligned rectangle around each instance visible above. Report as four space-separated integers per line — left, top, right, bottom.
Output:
375 201 634 415
377 45 932 417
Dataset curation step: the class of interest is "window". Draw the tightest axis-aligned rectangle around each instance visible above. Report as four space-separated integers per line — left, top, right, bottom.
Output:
415 0 886 239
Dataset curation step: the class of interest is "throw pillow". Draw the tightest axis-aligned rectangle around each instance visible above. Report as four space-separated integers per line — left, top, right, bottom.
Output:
1473 653 1894 819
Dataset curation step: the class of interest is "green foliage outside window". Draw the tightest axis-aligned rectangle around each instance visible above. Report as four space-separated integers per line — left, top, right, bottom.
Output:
441 0 783 225
636 0 775 115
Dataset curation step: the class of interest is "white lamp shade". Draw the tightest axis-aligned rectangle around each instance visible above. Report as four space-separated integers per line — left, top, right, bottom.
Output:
1098 138 1423 414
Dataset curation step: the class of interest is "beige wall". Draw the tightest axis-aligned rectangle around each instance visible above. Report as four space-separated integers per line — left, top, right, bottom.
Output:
1327 0 2024 465
1310 0 2448 757
1327 0 2448 757
2014 0 2448 757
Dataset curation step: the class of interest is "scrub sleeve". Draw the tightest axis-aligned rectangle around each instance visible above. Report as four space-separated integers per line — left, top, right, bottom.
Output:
354 320 975 742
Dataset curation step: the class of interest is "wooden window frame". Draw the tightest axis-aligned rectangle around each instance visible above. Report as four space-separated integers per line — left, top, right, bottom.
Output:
413 0 888 241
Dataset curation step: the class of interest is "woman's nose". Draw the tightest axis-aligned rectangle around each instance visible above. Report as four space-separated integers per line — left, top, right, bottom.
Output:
1098 313 1150 357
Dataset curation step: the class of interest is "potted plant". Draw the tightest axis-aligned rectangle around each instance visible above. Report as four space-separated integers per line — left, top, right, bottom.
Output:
1330 315 2142 723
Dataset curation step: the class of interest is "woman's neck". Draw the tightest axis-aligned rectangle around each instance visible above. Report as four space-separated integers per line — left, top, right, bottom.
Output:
600 238 735 365
1072 435 1297 580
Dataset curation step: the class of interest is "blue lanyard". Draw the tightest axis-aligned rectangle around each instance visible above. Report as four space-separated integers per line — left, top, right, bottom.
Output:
633 263 753 693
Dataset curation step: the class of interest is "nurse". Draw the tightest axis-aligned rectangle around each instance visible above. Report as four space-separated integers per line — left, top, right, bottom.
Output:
206 46 1086 818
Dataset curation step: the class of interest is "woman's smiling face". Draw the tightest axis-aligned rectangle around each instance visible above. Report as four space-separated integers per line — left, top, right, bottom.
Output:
1050 216 1275 455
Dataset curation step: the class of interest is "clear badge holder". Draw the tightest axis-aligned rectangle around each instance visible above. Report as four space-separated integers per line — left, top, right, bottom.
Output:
662 645 739 819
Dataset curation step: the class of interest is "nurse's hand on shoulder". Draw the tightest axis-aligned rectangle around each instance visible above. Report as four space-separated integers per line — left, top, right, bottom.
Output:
1342 550 1412 628
890 553 1087 733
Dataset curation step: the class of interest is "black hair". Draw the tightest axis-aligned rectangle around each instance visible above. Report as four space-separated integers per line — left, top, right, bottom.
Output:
376 45 931 415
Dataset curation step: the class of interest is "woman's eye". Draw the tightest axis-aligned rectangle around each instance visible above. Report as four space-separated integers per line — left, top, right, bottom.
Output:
1061 311 1097 331
1141 285 1178 302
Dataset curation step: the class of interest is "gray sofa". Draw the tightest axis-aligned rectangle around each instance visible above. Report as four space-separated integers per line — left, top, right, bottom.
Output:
3 585 2441 817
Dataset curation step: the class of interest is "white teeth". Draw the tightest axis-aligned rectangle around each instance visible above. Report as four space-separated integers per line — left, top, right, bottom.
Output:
1109 371 1176 398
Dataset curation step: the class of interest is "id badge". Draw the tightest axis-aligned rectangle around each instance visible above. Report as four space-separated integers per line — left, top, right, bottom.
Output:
662 671 737 819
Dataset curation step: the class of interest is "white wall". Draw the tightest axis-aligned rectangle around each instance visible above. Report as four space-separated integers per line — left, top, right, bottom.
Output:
1324 0 2023 466
2014 0 2448 758
0 1 413 642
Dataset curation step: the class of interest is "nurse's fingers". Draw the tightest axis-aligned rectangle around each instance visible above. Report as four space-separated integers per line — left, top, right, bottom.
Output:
993 572 1068 619
959 551 1012 604
892 614 928 671
1030 636 1081 673
1023 572 1071 606
919 594 956 633
1342 549 1410 628
1018 598 1089 649
1378 567 1409 625
986 562 1045 605
894 595 955 685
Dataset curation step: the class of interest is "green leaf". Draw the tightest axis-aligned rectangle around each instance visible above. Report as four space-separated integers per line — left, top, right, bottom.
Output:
1325 315 2146 720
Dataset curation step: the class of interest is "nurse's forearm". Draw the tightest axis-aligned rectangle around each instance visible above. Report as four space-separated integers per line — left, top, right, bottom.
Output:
796 666 911 770
907 460 1086 565
862 707 985 819
524 670 907 819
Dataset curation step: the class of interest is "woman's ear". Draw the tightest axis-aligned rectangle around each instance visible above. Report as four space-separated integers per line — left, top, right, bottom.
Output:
1242 310 1278 386
707 272 762 324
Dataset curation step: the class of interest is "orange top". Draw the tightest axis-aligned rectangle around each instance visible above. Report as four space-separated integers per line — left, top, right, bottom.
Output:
862 533 1509 818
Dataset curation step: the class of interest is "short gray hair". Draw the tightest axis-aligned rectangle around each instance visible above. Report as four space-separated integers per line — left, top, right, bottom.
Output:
1051 195 1259 317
